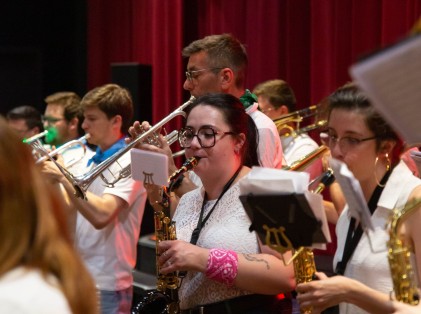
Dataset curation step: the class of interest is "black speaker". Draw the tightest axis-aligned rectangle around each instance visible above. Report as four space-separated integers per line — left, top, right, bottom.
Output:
111 63 155 237
111 63 152 123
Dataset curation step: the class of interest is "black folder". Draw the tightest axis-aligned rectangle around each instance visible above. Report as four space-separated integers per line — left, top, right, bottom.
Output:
240 193 327 250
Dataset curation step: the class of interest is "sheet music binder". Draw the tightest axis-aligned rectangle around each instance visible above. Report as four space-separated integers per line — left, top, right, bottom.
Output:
240 193 326 249
349 33 421 146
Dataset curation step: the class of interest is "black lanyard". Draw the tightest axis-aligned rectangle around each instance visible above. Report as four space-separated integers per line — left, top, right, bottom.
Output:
189 166 242 245
335 170 391 275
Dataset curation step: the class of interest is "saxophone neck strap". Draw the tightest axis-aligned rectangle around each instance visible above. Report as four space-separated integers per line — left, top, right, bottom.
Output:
189 166 242 245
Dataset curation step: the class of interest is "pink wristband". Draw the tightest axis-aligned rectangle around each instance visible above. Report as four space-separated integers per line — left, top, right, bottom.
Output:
205 248 238 286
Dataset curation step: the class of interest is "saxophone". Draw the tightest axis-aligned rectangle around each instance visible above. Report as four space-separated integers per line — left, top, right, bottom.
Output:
387 198 421 305
292 169 335 314
132 157 200 314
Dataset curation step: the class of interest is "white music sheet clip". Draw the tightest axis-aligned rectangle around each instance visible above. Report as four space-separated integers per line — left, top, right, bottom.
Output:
130 148 169 186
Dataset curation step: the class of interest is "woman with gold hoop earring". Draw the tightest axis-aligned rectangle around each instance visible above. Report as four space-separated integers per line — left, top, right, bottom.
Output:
295 82 421 314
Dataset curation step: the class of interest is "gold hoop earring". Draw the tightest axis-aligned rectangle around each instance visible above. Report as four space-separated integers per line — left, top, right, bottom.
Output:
374 153 391 187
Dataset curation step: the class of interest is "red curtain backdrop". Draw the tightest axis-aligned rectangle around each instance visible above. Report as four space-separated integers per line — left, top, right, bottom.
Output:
87 0 421 122
87 0 420 256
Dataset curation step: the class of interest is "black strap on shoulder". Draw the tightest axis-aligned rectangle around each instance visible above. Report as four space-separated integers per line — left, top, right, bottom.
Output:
335 170 391 275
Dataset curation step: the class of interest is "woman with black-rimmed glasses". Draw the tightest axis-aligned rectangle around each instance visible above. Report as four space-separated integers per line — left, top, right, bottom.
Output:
296 83 421 314
134 93 295 313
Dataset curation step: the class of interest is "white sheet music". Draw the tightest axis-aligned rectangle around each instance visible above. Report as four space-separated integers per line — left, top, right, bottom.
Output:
349 34 421 146
239 166 309 194
329 158 374 231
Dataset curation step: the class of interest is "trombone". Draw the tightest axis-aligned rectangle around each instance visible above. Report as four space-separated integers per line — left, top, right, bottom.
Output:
272 104 328 138
44 96 195 200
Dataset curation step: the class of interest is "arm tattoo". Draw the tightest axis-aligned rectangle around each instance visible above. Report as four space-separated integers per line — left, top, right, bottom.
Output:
243 253 270 270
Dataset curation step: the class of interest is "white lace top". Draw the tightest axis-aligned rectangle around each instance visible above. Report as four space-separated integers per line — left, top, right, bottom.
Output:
173 181 260 309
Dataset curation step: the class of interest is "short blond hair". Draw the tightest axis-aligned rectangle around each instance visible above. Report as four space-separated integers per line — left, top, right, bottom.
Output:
253 79 296 112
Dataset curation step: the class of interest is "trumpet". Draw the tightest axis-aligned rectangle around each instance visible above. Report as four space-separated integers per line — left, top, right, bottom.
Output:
23 130 50 145
35 134 89 168
24 130 56 162
49 96 195 200
273 104 328 138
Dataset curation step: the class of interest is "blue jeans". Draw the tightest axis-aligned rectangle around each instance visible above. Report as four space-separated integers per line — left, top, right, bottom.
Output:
100 287 133 314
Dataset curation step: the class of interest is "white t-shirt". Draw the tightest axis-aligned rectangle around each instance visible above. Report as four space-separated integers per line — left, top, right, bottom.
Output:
246 103 284 168
62 142 90 172
74 150 147 291
0 267 72 314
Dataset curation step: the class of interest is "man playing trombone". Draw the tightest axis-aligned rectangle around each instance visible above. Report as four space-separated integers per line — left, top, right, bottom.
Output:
253 79 323 181
41 84 147 314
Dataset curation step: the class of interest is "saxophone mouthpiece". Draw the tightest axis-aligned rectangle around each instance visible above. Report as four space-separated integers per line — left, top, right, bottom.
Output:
184 156 201 171
168 156 201 189
178 156 201 174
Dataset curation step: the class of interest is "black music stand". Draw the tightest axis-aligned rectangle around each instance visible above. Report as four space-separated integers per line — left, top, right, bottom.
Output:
240 193 327 250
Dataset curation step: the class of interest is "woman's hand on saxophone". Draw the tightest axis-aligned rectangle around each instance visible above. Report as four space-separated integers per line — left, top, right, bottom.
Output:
296 272 345 313
297 272 398 314
158 240 209 275
392 300 421 314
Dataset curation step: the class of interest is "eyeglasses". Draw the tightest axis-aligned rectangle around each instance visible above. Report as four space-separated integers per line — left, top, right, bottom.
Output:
178 126 236 148
327 133 377 153
185 68 224 82
42 115 65 125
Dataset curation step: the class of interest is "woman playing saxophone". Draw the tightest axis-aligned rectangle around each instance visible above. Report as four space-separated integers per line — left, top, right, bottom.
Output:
296 83 421 314
130 93 295 313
